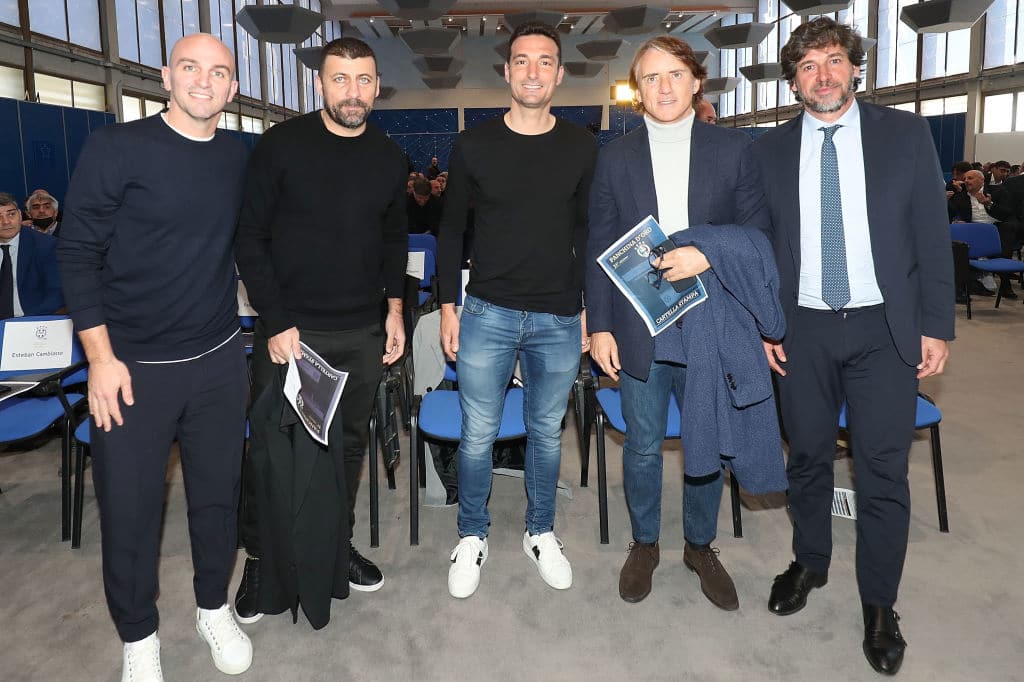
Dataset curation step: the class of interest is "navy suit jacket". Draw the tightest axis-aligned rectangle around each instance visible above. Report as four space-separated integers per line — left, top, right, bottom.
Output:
585 119 768 381
13 227 63 315
750 102 954 366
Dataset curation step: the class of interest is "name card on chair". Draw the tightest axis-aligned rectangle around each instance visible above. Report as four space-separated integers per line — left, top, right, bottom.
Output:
237 280 258 317
0 318 74 371
407 250 425 280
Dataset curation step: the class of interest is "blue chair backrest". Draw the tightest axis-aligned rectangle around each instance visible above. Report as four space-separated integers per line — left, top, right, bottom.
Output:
950 222 1002 259
0 315 85 380
409 233 437 256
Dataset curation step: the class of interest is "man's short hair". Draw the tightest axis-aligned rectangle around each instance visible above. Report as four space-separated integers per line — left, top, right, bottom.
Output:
319 37 377 74
628 36 708 114
26 190 58 212
412 179 432 197
506 21 562 65
992 160 1011 170
952 161 973 175
780 17 865 92
0 191 17 209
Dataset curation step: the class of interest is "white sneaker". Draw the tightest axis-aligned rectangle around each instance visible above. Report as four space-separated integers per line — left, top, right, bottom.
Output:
121 632 163 682
448 536 488 599
523 531 572 590
196 604 253 675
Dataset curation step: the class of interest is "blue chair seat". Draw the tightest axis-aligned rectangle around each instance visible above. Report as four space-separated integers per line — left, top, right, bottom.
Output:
839 395 941 430
74 418 91 444
968 257 1024 274
0 394 85 440
419 387 525 441
418 291 431 306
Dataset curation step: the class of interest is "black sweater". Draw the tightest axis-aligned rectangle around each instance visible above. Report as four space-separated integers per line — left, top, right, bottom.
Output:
235 113 408 336
58 115 248 361
437 117 597 316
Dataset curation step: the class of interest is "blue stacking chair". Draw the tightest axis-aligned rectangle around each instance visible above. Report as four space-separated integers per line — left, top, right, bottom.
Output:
838 393 949 532
950 222 1024 312
408 233 437 258
408 359 526 546
0 315 87 542
588 386 744 545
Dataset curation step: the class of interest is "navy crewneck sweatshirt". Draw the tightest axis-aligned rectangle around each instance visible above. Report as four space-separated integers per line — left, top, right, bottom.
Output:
58 114 248 361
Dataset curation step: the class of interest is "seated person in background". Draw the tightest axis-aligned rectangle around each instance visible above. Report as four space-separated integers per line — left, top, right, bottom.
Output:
696 99 717 125
987 160 1011 199
24 190 61 236
426 156 441 179
430 178 443 198
407 178 442 234
0 191 63 318
949 169 1021 298
437 172 448 194
945 160 972 198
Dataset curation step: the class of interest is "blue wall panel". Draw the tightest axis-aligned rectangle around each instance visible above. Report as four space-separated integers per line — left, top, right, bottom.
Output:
926 112 965 175
20 101 69 202
370 108 457 135
63 107 92 178
0 99 25 198
464 107 506 130
551 105 602 132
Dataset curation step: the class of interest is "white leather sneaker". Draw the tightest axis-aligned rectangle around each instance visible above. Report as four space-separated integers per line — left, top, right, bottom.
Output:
448 536 488 599
196 604 253 675
121 632 163 682
523 531 572 590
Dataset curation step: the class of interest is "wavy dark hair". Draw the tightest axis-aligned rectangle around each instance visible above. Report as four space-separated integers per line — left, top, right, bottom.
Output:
780 17 864 97
506 21 562 65
627 36 707 114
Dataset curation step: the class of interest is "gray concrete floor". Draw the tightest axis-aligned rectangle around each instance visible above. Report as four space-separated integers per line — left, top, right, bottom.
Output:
2 296 1024 681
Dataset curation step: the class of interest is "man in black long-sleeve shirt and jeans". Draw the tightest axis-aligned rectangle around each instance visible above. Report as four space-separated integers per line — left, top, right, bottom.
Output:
57 34 253 681
438 21 597 599
233 37 407 622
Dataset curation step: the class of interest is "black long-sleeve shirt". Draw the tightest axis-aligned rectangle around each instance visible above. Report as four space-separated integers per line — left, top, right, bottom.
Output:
235 113 408 336
437 117 597 316
58 115 248 361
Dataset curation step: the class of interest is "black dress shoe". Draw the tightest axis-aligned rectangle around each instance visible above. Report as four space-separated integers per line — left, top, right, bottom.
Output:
349 544 385 592
234 556 263 623
768 561 827 615
863 605 906 675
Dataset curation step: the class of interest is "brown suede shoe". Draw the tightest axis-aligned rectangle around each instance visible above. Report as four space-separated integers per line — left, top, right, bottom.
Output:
683 543 739 611
618 542 660 603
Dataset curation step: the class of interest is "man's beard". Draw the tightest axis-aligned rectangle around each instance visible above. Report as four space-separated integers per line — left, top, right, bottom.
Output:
325 98 371 129
798 76 856 115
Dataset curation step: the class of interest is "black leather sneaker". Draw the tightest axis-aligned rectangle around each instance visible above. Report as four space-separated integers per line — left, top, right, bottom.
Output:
234 556 263 624
349 544 385 592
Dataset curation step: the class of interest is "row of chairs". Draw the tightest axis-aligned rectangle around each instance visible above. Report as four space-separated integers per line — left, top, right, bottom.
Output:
951 221 1024 318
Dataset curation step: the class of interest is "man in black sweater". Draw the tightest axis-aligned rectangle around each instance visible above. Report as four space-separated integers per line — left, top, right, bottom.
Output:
438 21 597 599
234 37 407 621
57 34 253 681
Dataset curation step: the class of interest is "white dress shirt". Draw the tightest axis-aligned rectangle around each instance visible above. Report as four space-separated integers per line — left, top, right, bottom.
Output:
798 100 883 309
968 194 997 224
645 112 694 235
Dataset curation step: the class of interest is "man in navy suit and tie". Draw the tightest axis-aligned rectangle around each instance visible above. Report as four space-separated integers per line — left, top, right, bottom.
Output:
0 191 63 319
751 18 953 675
585 36 768 609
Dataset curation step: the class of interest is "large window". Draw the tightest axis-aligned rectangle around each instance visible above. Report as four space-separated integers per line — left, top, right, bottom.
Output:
0 0 19 26
921 29 970 79
28 0 101 50
983 92 1019 132
877 0 918 87
985 0 1024 68
920 95 968 116
35 73 105 110
122 92 166 121
0 64 24 100
718 13 755 118
117 0 163 68
162 0 201 65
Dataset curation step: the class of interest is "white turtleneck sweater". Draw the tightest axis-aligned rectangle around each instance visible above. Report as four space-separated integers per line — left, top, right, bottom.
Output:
644 111 694 235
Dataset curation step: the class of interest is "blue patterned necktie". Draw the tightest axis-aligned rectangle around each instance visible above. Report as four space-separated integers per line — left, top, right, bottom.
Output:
819 124 850 311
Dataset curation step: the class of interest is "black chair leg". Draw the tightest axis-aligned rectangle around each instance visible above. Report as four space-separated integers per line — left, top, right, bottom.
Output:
61 416 71 542
386 464 397 490
368 415 379 548
596 411 609 545
72 441 87 549
410 415 420 547
729 471 743 539
930 425 949 533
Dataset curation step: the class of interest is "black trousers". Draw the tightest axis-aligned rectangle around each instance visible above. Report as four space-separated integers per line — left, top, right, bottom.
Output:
240 320 382 555
92 335 248 643
776 305 918 607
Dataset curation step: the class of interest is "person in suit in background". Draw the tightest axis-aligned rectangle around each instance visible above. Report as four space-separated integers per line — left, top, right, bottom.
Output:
949 169 1021 298
586 36 767 610
0 191 63 318
426 156 441 179
752 18 954 676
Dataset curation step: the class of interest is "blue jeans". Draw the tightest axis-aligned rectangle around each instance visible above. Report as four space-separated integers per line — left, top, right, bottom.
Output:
455 295 581 538
619 362 723 546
